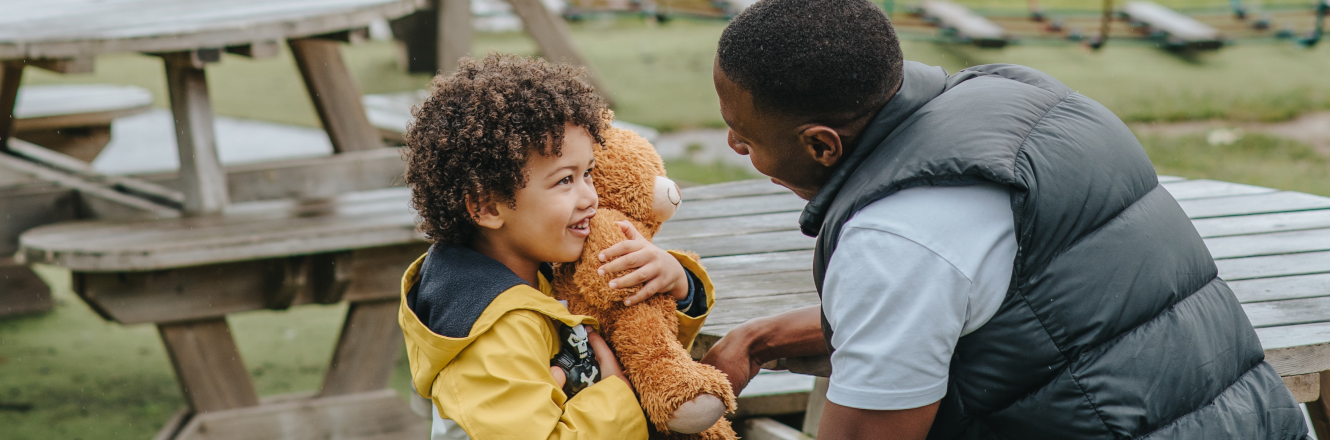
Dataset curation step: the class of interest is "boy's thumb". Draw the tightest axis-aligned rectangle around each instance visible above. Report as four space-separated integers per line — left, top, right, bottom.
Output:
550 366 566 389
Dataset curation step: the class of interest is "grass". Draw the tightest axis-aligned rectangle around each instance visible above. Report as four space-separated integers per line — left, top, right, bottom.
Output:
0 266 417 440
665 158 759 185
1141 132 1330 195
19 17 1330 130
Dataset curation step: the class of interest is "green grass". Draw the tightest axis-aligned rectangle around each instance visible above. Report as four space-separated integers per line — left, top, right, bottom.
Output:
665 159 759 185
19 18 1330 131
1141 132 1330 195
0 266 417 440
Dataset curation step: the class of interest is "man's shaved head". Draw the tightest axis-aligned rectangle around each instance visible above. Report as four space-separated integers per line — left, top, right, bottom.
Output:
717 0 904 121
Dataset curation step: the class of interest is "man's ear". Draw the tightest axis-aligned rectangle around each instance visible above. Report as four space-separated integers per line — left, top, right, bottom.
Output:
799 125 845 168
466 192 505 230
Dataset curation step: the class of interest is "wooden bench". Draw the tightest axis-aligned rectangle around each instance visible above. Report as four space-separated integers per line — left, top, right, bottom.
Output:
1122 1 1225 50
364 90 661 144
917 0 1009 48
17 187 429 440
13 84 153 162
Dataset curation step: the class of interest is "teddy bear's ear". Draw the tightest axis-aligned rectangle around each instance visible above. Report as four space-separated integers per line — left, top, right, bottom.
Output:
591 123 668 230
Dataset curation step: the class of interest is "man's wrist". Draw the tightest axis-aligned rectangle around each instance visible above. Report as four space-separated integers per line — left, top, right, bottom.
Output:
740 305 829 364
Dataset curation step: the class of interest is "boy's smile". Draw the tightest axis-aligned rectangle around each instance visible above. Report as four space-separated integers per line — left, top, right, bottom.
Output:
470 122 599 285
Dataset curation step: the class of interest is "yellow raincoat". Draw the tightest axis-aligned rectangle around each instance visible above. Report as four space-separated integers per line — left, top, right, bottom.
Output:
399 245 715 439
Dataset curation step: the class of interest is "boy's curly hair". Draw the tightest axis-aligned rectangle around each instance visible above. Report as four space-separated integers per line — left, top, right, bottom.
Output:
403 53 609 245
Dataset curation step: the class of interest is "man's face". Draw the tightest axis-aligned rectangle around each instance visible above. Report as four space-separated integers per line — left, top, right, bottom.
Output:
714 61 833 200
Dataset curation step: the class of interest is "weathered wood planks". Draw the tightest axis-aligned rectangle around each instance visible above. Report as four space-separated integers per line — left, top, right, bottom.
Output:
1160 179 1275 201
289 37 383 154
319 300 405 396
0 62 22 151
674 192 806 221
0 0 426 60
162 52 229 215
18 188 422 272
679 177 1330 393
167 389 429 440
157 318 260 412
1178 192 1330 219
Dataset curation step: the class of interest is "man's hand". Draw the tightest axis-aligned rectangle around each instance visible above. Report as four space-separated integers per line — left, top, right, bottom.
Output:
597 220 690 306
699 305 828 395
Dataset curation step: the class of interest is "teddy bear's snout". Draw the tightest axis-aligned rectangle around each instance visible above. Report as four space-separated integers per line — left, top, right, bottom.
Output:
653 176 682 223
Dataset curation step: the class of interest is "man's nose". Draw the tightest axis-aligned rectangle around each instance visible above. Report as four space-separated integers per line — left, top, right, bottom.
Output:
727 130 749 156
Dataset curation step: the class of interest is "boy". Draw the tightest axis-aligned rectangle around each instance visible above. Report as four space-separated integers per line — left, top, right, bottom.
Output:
398 54 715 439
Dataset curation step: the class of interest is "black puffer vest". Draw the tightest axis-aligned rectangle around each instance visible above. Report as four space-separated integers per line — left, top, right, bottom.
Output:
801 62 1307 439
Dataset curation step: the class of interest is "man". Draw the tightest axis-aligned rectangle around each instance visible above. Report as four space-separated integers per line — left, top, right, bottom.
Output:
698 0 1308 438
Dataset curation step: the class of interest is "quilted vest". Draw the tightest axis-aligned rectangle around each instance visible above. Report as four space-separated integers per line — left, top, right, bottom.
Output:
801 62 1307 439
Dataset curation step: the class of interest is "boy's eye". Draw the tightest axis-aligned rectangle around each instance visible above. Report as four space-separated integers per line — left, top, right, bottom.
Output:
559 176 573 185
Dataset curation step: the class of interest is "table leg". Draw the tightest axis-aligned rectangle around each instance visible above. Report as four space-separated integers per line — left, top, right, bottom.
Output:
437 0 473 74
801 376 829 437
288 38 382 154
505 0 613 101
319 299 405 396
0 257 53 316
0 62 24 151
1310 371 1330 439
157 318 260 412
162 54 229 215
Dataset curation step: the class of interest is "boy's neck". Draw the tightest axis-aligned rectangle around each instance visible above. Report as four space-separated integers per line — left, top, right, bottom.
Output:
467 236 540 287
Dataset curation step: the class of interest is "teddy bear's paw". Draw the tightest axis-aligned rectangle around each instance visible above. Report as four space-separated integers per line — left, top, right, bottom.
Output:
666 394 727 434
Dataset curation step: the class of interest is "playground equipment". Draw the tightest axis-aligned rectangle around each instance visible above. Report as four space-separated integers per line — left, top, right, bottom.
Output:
567 0 1330 52
918 0 1010 47
1122 1 1225 50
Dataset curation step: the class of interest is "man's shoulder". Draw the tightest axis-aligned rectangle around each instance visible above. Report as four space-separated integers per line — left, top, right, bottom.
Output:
840 183 1014 279
844 183 1011 237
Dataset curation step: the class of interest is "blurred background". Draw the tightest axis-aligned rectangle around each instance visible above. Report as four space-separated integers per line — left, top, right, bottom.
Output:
3 0 1330 438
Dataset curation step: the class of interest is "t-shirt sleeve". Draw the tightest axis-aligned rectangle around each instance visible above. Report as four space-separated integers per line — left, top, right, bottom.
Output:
822 226 975 411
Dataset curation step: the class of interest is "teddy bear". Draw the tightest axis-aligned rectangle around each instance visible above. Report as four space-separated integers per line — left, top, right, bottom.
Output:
551 119 738 440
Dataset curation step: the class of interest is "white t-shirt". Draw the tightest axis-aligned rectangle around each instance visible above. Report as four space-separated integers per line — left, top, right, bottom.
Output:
822 183 1017 411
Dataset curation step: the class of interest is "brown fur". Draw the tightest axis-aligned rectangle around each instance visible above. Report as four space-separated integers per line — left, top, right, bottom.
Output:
552 118 739 440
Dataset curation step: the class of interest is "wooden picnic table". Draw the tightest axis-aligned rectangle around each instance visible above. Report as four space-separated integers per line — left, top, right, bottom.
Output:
18 187 430 440
1 2 439 439
22 173 1330 438
652 176 1330 437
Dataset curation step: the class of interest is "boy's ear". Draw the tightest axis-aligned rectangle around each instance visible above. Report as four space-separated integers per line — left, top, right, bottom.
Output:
466 192 505 230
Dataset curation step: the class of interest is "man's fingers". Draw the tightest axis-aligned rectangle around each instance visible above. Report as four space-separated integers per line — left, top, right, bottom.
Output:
550 366 566 389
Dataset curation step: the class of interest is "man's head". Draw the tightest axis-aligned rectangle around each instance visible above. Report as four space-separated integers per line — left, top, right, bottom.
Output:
404 53 608 263
715 0 903 199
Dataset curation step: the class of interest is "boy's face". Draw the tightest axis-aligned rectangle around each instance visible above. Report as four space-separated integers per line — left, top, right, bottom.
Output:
490 123 599 264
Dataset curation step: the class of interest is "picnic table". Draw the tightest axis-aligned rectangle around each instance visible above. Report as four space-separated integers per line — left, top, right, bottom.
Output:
21 172 1330 438
652 176 1330 438
1 1 443 438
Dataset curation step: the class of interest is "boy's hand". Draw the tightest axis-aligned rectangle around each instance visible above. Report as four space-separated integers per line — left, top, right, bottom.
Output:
597 220 690 306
